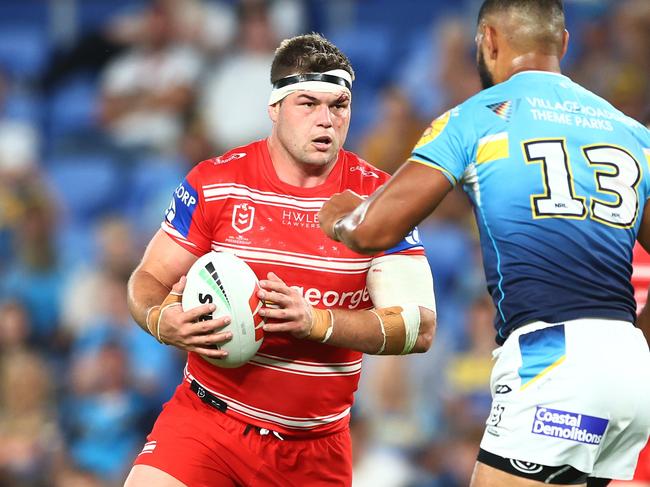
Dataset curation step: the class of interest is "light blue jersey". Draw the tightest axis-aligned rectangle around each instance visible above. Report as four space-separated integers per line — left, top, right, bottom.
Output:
411 71 650 344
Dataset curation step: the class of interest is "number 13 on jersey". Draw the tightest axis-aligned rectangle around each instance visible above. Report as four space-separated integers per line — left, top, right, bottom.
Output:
523 138 642 228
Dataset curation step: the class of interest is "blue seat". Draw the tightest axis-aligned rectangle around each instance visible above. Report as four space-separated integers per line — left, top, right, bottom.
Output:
55 221 98 269
0 25 49 80
346 88 381 150
46 154 122 223
124 156 185 237
47 75 99 137
325 26 393 90
0 2 48 26
355 0 465 37
2 87 43 125
78 0 146 33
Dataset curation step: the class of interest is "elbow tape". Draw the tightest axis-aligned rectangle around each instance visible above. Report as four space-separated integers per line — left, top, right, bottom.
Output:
372 303 420 355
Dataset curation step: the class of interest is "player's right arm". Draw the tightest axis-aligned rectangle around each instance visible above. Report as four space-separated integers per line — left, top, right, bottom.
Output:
128 194 232 359
128 230 232 359
129 157 234 358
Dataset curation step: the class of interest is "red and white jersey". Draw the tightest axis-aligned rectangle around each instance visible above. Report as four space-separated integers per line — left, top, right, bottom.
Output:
161 139 424 437
632 243 650 311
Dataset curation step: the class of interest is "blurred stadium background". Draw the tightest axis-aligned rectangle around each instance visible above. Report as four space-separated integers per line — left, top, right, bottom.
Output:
0 0 648 486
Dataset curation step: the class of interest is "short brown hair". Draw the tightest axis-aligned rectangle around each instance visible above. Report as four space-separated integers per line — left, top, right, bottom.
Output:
270 33 354 84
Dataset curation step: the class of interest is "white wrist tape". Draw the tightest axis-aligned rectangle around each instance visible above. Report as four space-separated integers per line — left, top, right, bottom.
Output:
400 303 421 354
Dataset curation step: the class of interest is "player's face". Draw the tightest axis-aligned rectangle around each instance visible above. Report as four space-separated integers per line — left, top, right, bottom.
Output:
272 91 351 167
476 26 496 89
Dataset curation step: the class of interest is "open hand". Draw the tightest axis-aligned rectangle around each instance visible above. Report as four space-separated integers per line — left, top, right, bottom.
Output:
257 272 313 338
156 276 233 360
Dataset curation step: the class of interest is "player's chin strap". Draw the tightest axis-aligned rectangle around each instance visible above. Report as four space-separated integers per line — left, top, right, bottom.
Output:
306 305 422 355
268 69 353 105
145 291 182 345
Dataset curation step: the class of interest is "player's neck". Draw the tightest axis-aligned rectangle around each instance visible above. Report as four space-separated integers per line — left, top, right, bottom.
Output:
266 138 337 188
506 52 563 80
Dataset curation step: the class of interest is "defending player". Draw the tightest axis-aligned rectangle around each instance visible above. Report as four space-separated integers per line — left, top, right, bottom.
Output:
319 1 650 486
124 34 436 487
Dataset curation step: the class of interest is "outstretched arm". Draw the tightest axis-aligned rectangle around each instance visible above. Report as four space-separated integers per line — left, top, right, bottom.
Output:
318 162 453 254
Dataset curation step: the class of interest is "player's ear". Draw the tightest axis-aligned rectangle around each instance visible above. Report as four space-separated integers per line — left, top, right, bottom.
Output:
560 29 570 60
268 102 280 123
484 24 499 60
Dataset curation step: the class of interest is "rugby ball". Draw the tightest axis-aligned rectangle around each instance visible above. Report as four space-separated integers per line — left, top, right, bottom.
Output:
182 251 264 368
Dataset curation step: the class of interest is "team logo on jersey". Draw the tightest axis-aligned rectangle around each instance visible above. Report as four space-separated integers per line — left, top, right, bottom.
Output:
415 110 451 149
486 100 515 122
385 226 422 253
232 203 255 234
165 198 176 223
487 403 505 427
405 227 421 246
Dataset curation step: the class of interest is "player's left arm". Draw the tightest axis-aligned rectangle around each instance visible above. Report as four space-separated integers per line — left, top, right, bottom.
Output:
257 253 436 354
320 101 471 254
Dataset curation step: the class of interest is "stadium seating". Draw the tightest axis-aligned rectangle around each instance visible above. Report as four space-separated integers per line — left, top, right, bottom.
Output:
47 74 100 138
46 153 122 223
123 155 185 236
0 25 49 81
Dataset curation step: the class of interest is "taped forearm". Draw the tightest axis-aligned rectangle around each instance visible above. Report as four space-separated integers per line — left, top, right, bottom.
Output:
304 304 423 355
127 268 175 339
369 304 421 354
145 291 182 344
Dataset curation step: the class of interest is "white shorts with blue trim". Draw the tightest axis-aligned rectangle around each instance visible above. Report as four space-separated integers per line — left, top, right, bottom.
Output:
479 318 650 480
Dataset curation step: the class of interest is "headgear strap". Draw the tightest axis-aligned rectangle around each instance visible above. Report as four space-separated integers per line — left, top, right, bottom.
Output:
268 69 353 105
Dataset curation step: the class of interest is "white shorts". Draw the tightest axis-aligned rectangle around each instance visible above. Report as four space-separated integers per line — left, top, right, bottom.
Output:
480 318 650 480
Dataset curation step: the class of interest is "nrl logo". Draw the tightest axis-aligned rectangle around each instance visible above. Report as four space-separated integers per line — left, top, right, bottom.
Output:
232 203 255 234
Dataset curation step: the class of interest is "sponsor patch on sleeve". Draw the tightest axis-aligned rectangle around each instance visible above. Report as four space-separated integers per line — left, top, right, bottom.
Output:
384 227 423 254
165 179 199 238
415 110 451 149
531 406 608 445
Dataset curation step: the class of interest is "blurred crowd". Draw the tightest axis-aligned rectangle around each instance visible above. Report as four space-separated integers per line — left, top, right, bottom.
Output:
0 0 648 486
